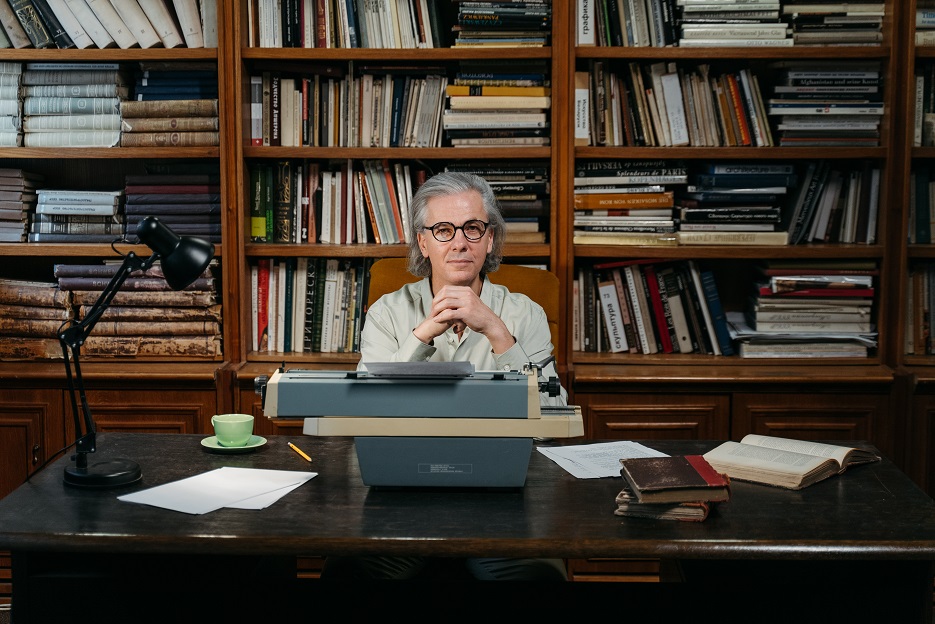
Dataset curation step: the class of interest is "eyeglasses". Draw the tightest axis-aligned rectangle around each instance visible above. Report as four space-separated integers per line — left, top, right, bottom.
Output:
423 220 489 242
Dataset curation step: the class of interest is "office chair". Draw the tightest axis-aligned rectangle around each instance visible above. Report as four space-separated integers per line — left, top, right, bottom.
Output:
365 257 560 349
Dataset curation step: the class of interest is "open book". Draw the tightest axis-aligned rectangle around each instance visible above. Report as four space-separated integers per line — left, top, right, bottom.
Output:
702 435 880 490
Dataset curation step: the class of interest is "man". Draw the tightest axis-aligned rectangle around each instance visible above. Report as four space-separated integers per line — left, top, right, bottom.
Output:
358 170 566 406
321 171 567 581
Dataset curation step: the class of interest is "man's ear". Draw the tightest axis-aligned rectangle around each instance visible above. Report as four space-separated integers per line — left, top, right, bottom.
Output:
417 232 429 257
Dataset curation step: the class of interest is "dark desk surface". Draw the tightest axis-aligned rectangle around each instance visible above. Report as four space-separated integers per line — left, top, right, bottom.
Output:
2 432 935 562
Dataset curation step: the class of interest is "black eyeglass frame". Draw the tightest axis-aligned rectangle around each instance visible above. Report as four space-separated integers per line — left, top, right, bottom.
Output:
422 220 490 242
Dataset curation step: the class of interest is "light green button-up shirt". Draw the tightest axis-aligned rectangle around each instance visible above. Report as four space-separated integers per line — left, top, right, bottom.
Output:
358 276 567 406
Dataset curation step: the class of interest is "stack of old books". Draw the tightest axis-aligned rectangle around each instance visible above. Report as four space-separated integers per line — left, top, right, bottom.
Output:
615 454 731 522
21 61 127 147
123 172 221 244
0 61 21 147
0 168 42 242
453 1 551 48
54 260 222 359
28 187 124 243
120 96 218 147
784 1 884 46
0 277 72 360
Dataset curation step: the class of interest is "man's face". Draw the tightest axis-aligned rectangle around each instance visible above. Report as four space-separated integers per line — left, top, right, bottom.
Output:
418 189 493 290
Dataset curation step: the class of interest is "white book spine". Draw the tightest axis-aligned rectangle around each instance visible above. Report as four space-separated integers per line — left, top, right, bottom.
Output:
577 0 595 45
136 0 183 48
46 0 95 48
106 0 161 48
85 0 138 48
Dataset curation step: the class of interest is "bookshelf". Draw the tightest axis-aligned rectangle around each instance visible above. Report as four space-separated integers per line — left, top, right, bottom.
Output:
0 6 229 504
900 0 935 494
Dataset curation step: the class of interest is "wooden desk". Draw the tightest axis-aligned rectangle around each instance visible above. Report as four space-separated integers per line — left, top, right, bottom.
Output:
1 433 934 622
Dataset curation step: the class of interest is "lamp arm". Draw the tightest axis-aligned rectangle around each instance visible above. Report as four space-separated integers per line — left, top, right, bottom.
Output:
58 251 160 462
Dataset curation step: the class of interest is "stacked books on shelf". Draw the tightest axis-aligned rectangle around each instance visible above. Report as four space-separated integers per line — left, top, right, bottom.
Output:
678 1 789 48
784 1 884 46
581 61 771 147
124 172 221 245
576 259 734 356
252 257 371 355
907 262 935 356
767 60 884 147
787 160 880 245
446 161 549 244
0 62 21 146
453 0 551 48
0 0 214 50
918 0 935 45
120 97 219 147
727 260 877 359
0 168 41 242
55 259 222 359
574 160 685 246
28 187 124 243
130 65 217 101
443 59 549 145
579 0 677 47
676 163 795 246
21 62 127 147
0 277 72 360
252 0 447 48
615 454 731 522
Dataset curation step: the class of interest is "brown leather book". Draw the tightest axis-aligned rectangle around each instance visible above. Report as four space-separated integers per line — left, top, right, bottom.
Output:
619 455 731 504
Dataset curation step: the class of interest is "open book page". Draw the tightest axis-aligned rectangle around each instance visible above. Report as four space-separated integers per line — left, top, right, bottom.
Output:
739 434 879 473
702 441 836 489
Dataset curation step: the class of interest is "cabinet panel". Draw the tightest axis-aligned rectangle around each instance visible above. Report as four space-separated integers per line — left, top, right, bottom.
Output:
911 391 935 498
731 393 887 442
0 389 65 500
80 389 217 436
576 393 730 440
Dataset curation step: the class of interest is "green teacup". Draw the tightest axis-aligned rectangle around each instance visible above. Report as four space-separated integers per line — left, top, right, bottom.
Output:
211 413 254 447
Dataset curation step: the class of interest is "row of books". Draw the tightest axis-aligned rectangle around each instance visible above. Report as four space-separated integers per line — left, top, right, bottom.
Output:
914 61 935 148
249 58 551 149
0 0 216 50
249 0 552 49
249 159 422 246
0 264 221 360
906 262 935 356
0 61 220 147
579 0 884 48
578 59 882 149
572 159 879 247
252 256 372 355
908 163 935 245
575 259 734 356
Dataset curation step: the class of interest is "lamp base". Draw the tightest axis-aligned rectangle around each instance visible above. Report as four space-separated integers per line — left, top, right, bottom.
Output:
64 457 142 488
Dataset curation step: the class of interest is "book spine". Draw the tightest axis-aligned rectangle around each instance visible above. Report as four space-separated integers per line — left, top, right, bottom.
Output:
84 0 138 48
9 0 55 48
0 0 33 47
119 98 219 117
119 131 219 147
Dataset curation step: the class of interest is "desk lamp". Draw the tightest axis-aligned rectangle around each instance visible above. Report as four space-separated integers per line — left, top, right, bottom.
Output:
58 216 215 488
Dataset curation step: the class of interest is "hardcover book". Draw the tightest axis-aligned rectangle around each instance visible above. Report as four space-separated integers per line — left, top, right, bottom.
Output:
618 455 732 504
703 435 880 490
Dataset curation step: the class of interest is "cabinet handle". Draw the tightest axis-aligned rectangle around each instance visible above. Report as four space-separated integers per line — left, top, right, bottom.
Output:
32 444 39 465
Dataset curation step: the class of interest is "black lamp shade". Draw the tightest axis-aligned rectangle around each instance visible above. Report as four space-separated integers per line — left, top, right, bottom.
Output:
136 216 215 290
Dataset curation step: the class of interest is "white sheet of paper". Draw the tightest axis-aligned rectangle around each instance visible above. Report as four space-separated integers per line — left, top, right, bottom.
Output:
118 467 317 514
538 441 667 478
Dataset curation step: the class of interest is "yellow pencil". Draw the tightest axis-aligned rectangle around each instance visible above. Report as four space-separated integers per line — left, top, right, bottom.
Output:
288 442 312 462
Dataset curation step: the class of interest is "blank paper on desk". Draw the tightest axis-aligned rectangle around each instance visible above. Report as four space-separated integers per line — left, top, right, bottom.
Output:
118 467 317 514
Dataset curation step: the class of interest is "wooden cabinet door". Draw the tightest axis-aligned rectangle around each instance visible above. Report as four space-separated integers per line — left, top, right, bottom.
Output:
80 388 216 436
0 388 65 500
577 393 730 441
731 393 887 443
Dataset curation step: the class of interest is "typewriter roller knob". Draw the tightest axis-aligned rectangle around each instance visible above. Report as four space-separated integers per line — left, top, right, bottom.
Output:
254 374 269 407
539 376 561 397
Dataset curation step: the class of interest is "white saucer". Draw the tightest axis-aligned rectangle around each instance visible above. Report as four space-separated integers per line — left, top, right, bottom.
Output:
201 435 267 453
